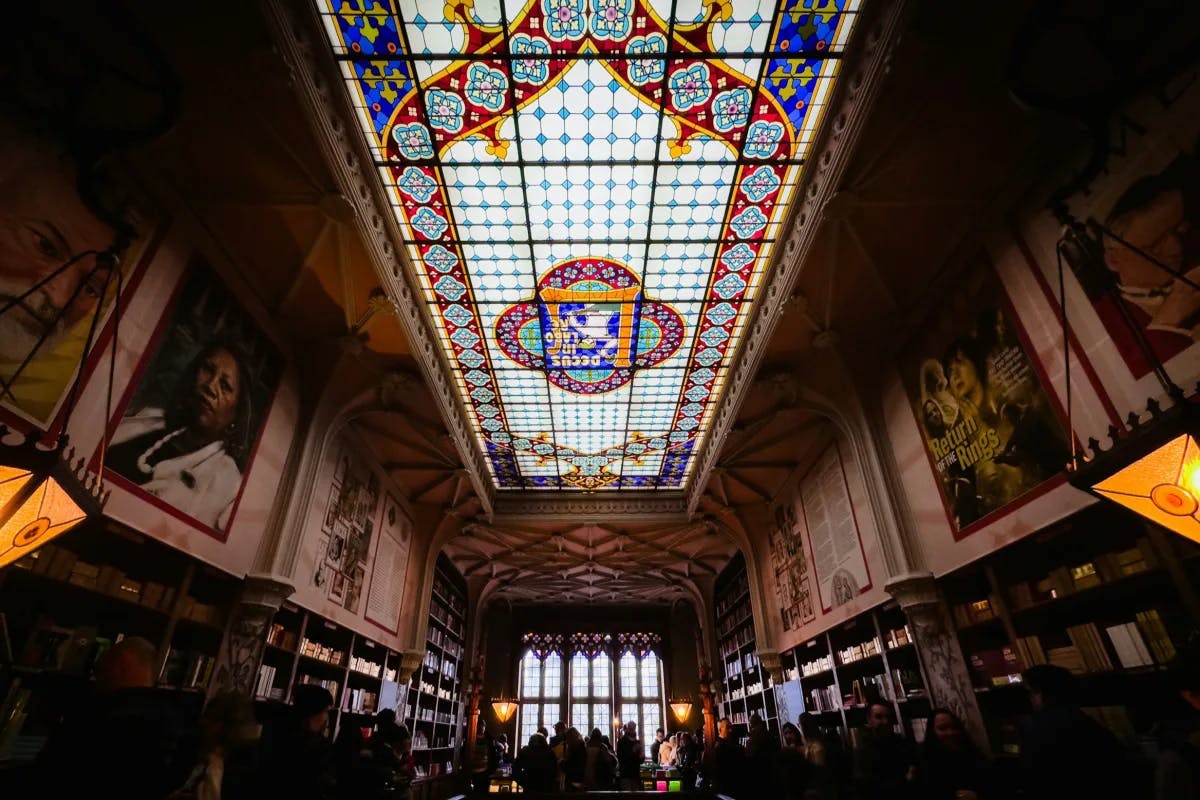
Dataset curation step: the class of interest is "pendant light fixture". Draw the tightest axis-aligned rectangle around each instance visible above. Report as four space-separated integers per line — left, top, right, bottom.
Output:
1055 210 1200 543
0 243 127 568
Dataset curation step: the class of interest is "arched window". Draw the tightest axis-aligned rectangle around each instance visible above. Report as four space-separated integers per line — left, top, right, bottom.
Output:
617 650 664 757
517 649 562 746
569 651 612 735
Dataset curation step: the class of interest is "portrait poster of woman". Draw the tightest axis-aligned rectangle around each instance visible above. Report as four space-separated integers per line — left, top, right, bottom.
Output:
900 259 1071 535
0 114 158 430
101 256 284 538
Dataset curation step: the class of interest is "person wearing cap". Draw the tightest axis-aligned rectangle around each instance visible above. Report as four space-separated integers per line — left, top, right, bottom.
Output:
258 683 338 799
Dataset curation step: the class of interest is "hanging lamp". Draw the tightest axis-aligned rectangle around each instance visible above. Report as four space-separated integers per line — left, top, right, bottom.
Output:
1056 211 1200 543
0 241 127 568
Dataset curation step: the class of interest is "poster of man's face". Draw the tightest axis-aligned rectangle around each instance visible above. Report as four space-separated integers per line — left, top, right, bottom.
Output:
901 260 1070 533
102 257 283 537
1050 78 1200 380
0 117 152 428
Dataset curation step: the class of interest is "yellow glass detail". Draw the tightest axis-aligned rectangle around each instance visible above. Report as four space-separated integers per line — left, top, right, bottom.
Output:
1091 433 1200 544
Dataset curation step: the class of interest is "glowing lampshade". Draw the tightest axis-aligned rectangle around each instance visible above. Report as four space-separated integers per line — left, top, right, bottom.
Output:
0 464 88 569
669 700 693 724
1088 433 1200 543
491 697 517 723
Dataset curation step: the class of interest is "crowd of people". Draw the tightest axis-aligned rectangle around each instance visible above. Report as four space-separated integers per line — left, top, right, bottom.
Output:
14 635 1200 798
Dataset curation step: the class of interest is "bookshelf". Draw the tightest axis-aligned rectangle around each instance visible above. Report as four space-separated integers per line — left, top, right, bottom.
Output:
0 520 239 762
715 552 778 744
942 503 1200 756
403 554 467 781
779 604 930 749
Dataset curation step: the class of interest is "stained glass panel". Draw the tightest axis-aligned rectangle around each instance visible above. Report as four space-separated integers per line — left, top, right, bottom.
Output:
318 0 861 490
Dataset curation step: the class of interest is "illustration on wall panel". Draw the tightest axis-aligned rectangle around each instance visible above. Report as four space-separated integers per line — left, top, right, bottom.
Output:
0 115 157 429
900 259 1071 534
312 446 382 616
800 444 871 613
103 257 284 538
770 493 815 632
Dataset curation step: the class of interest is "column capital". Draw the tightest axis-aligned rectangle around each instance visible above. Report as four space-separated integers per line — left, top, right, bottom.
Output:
885 571 939 611
241 573 296 613
759 652 785 683
395 648 425 684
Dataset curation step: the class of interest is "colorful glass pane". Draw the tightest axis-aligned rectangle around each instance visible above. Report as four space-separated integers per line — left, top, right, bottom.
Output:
317 0 861 490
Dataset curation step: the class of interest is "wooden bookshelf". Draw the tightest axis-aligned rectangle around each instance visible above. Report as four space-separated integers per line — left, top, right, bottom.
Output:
403 553 467 781
0 520 238 762
942 503 1200 756
779 603 930 749
715 552 778 745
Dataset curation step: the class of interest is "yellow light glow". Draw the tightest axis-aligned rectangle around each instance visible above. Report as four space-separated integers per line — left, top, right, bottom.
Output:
669 701 692 723
1092 433 1200 544
0 465 87 569
491 699 517 723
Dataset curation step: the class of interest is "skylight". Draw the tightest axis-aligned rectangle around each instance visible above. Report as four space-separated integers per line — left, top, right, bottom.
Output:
317 0 860 490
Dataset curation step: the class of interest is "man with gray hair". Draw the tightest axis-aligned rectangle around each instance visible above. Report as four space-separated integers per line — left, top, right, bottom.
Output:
35 636 187 799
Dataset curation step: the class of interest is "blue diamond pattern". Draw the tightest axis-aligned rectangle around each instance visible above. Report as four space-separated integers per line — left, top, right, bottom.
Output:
689 368 715 384
443 304 473 327
681 403 704 417
465 369 489 386
477 404 500 419
459 349 484 368
685 385 710 402
695 348 721 367
706 302 737 326
713 273 747 299
481 418 503 431
434 275 467 301
471 387 496 403
450 328 480 348
700 327 729 347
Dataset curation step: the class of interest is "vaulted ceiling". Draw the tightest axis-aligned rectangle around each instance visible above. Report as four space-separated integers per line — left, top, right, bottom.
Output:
5 0 1117 605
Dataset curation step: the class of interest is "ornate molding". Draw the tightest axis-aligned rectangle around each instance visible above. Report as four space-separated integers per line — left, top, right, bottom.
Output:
687 0 912 514
261 0 494 516
758 651 784 683
394 648 425 685
241 573 295 612
885 572 940 610
492 493 690 522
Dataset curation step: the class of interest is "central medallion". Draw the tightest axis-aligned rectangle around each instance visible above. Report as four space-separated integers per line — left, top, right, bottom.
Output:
496 258 684 394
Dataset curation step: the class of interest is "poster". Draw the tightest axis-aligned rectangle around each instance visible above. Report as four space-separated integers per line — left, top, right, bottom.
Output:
0 114 156 429
102 257 283 538
900 259 1070 533
770 493 815 632
1041 74 1200 380
311 444 382 615
365 494 412 634
801 444 870 612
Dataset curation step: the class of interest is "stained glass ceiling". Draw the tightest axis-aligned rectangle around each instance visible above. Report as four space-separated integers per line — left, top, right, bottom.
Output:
317 0 860 491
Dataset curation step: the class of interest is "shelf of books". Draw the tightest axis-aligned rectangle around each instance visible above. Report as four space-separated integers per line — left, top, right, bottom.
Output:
403 554 467 782
253 603 403 741
0 520 240 763
715 552 778 745
943 503 1200 757
780 604 930 750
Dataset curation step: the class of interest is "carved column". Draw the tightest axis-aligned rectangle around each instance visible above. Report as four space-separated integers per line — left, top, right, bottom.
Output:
886 572 988 752
465 660 484 749
394 648 425 684
698 663 719 757
208 573 294 699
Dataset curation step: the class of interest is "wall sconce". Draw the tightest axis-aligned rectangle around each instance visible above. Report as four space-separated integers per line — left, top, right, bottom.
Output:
669 699 693 724
491 696 517 723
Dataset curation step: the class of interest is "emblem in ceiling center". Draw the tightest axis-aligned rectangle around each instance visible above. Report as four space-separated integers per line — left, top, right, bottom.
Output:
496 258 684 394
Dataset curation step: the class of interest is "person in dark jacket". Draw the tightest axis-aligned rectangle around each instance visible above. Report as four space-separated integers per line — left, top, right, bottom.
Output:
708 717 747 797
917 707 994 800
36 636 188 800
616 720 643 789
1019 664 1141 800
257 683 338 800
853 702 915 800
515 732 558 791
1158 641 1200 800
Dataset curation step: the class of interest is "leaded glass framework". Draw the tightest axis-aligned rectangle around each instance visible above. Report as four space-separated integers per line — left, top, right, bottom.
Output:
317 0 861 490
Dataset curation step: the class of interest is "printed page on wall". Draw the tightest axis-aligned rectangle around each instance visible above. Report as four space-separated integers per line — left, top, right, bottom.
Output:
0 114 158 431
100 256 284 540
801 444 871 612
900 258 1071 536
365 493 412 634
770 492 816 632
311 444 382 615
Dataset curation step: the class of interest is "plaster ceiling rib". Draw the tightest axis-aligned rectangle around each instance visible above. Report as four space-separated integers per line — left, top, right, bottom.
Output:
687 0 910 514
